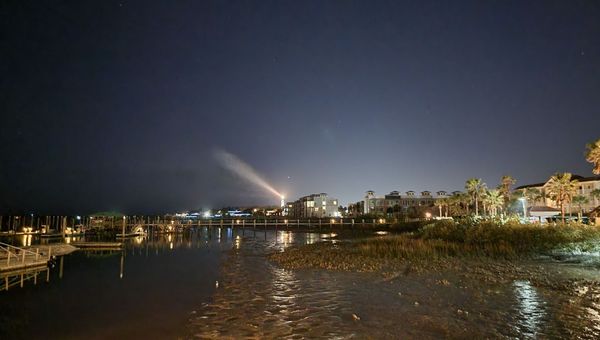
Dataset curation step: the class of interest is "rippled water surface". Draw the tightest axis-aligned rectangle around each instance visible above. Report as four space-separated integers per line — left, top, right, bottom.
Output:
189 230 600 339
2 229 600 339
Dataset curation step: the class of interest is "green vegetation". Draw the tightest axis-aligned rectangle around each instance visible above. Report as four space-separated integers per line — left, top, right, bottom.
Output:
356 220 600 262
546 173 579 222
586 138 600 175
271 220 600 272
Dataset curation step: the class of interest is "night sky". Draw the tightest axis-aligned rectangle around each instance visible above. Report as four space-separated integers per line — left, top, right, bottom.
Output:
1 1 599 214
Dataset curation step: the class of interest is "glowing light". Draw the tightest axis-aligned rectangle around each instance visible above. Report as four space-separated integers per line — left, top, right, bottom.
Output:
213 148 282 198
425 212 432 219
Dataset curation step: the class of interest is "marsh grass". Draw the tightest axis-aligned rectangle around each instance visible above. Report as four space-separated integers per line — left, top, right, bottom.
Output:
271 221 600 272
359 221 600 259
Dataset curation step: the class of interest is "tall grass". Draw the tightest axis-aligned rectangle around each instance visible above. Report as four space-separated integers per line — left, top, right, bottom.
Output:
357 221 600 259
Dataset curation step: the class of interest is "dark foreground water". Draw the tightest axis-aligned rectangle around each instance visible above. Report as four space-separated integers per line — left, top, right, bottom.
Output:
2 229 600 339
0 229 229 339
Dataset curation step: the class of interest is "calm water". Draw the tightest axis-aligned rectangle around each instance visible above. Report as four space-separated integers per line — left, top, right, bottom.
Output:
0 228 230 339
2 229 600 339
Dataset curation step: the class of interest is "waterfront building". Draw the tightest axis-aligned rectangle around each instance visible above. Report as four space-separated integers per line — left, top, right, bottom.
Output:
515 175 600 214
287 193 340 218
350 190 448 216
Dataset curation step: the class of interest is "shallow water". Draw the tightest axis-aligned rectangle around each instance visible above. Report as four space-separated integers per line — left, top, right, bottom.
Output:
2 229 599 339
190 230 600 339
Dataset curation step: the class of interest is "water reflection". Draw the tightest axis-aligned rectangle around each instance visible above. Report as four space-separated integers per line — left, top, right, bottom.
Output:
513 280 546 337
21 234 32 247
0 229 230 339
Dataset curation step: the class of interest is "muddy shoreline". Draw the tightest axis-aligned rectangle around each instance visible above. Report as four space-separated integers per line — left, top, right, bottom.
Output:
189 231 600 339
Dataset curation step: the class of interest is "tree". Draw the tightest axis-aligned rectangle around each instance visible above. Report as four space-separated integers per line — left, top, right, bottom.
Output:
572 195 589 221
465 178 486 216
499 175 516 207
585 138 600 175
546 173 579 222
515 187 544 206
483 189 503 217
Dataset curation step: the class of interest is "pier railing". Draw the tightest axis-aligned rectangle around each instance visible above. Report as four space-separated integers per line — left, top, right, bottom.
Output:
0 242 47 267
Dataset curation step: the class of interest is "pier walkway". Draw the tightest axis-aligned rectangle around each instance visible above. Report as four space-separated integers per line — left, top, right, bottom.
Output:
0 242 49 272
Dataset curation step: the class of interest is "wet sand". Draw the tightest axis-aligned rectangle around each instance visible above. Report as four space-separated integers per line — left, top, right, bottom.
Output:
189 231 600 339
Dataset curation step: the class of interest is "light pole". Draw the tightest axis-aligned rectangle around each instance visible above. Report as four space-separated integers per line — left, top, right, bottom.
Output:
518 197 527 221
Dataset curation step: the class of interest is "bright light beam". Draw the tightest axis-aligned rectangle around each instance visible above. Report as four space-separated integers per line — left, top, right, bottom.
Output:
213 148 282 198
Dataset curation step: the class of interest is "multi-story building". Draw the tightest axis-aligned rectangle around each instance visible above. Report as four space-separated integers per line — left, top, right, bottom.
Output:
350 190 448 216
515 175 600 213
287 193 340 218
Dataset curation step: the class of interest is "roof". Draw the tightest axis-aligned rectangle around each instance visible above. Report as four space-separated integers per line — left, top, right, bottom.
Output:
515 174 600 190
529 206 560 212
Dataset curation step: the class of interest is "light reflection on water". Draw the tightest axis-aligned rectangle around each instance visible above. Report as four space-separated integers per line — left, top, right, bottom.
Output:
2 229 600 339
0 228 231 339
190 230 600 339
512 280 546 337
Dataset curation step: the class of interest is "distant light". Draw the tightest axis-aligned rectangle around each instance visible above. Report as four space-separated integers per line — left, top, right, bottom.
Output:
203 211 211 218
425 212 432 218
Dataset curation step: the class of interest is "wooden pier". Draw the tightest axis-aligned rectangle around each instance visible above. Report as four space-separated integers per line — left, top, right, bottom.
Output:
0 242 50 272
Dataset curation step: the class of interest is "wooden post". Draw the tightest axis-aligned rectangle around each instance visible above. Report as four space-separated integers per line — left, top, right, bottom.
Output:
122 216 126 237
61 216 66 242
253 219 256 229
319 219 322 230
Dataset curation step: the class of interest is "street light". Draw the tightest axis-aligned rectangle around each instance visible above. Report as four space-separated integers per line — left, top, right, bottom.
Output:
518 197 527 220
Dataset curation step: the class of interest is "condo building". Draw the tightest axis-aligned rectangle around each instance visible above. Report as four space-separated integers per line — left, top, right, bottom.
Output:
515 175 600 213
287 193 340 218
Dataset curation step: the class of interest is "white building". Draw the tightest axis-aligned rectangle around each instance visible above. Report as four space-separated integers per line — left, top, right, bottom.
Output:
515 175 600 214
288 193 340 218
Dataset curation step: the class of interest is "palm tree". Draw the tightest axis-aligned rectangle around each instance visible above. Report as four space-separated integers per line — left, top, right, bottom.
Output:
517 187 544 206
499 175 516 207
572 195 589 221
483 189 503 217
465 178 486 216
546 173 579 222
585 138 600 175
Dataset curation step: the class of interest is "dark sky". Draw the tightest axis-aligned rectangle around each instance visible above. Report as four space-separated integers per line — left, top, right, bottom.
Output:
1 0 599 214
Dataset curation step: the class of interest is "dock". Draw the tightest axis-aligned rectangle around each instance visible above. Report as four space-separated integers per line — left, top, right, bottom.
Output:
0 242 51 272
